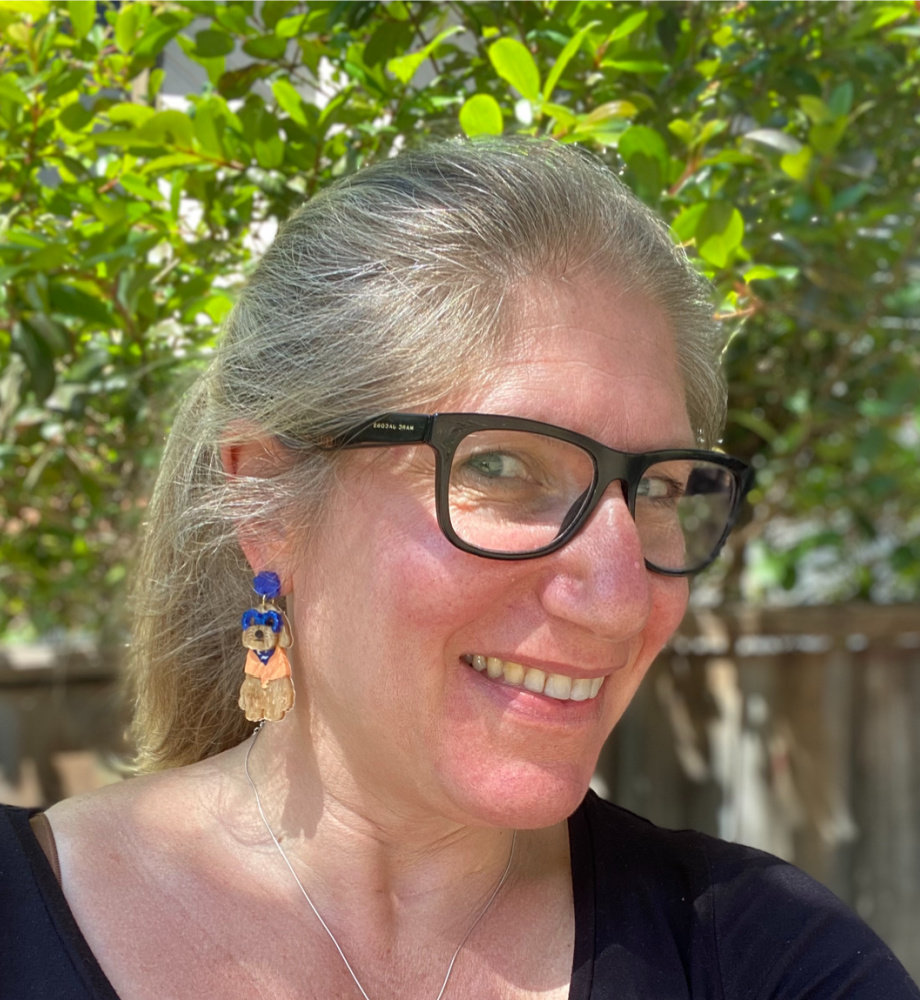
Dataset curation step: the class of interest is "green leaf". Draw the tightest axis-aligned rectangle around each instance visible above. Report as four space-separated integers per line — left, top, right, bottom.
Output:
602 58 666 73
695 203 744 268
114 3 138 53
134 13 191 60
386 1 411 20
809 118 847 155
195 28 235 58
543 101 577 128
618 124 670 200
67 1 95 40
118 174 160 201
543 21 598 102
149 67 165 98
873 6 909 28
365 19 414 66
109 104 156 127
608 9 648 42
578 100 636 126
0 74 28 105
831 182 869 213
386 50 426 85
57 101 96 132
828 81 854 117
263 2 298 30
91 197 126 227
0 0 49 14
214 5 251 36
28 311 69 354
799 95 833 124
242 34 288 60
671 202 706 242
48 282 113 326
695 58 720 79
387 25 464 85
12 321 56 402
272 79 308 125
780 146 812 180
742 265 779 281
275 14 308 38
488 37 540 102
193 102 223 155
254 133 284 169
668 119 694 146
618 124 668 172
139 110 195 146
28 242 69 271
198 291 235 323
138 152 201 174
697 120 726 147
459 93 503 137
219 63 272 99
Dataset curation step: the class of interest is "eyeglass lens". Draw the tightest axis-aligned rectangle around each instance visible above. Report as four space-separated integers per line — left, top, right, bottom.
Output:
447 429 737 572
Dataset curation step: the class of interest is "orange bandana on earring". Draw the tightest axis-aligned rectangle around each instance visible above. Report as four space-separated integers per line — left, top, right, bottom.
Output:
238 571 295 722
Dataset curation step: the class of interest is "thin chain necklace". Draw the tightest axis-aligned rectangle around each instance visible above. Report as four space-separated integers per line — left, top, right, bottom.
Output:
244 723 517 1000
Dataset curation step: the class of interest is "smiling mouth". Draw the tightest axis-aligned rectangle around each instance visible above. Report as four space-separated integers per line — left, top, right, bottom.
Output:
461 654 605 702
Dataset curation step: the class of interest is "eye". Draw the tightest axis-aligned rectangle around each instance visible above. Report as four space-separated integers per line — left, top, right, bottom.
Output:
462 450 531 480
637 474 684 502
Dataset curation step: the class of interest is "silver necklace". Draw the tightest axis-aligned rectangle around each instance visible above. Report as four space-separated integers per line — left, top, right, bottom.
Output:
244 723 517 1000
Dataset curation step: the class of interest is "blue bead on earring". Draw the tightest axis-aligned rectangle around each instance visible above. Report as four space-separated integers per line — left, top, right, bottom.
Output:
238 571 295 723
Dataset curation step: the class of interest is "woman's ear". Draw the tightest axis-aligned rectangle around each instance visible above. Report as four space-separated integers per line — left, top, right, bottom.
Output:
220 430 293 593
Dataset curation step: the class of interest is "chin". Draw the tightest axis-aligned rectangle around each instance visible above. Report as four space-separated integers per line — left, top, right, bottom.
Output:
444 757 598 830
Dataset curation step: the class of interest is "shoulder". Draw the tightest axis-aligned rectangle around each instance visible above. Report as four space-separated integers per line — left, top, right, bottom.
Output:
576 788 814 893
43 750 245 904
44 749 231 846
572 792 920 999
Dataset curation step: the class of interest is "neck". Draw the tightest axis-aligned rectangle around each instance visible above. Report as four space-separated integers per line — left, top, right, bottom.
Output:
234 719 524 936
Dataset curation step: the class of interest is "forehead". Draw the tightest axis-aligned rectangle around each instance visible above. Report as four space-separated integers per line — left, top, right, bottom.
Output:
442 279 693 452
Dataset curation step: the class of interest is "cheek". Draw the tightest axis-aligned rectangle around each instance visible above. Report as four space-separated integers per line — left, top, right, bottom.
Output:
372 529 525 654
601 574 688 719
290 488 504 681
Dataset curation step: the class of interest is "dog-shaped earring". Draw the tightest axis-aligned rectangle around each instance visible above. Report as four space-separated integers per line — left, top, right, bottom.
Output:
238 571 295 723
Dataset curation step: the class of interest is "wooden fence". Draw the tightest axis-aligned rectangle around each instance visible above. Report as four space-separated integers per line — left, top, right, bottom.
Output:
0 644 128 804
2 603 918 980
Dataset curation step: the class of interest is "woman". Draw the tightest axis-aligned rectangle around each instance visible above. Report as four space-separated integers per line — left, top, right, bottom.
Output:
2 139 917 999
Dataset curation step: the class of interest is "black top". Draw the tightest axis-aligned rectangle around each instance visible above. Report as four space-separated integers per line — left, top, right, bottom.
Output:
567 792 919 999
2 795 918 999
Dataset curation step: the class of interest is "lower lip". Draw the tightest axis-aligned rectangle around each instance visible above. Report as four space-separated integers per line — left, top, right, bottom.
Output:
459 659 606 724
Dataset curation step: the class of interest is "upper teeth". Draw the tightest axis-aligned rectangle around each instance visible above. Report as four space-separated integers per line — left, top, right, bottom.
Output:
464 655 605 701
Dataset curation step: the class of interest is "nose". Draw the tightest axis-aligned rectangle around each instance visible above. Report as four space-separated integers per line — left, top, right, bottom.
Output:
535 485 652 640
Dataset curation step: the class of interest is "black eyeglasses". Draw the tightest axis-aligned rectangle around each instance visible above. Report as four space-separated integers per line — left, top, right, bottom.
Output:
321 412 754 576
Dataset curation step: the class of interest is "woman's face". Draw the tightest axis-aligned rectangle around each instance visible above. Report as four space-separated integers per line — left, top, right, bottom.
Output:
284 279 694 829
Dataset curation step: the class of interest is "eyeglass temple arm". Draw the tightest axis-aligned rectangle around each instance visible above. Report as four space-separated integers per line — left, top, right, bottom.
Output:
276 414 431 452
332 413 432 448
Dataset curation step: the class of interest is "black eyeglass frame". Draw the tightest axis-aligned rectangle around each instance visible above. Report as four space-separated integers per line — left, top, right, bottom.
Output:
321 412 754 577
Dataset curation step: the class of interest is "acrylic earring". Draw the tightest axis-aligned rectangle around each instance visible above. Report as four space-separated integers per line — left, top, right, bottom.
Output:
238 571 295 723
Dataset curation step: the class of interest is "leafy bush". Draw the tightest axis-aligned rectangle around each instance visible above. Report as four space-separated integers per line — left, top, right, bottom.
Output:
1 0 918 638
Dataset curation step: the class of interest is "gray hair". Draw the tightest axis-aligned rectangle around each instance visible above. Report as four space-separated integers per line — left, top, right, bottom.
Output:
129 137 726 771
